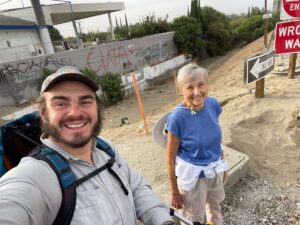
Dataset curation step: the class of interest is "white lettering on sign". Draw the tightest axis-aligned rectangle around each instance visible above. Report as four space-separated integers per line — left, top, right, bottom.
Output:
278 24 300 36
285 38 300 49
290 3 300 10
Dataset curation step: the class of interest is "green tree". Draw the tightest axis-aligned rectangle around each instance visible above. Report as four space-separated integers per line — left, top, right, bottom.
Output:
236 15 264 43
171 16 204 58
250 6 264 16
49 27 63 41
201 6 233 55
189 0 202 23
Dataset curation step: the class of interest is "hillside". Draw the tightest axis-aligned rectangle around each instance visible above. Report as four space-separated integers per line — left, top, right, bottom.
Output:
101 35 300 224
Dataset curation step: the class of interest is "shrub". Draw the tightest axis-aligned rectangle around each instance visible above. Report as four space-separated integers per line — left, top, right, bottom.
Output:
81 68 124 106
171 16 204 58
98 72 124 106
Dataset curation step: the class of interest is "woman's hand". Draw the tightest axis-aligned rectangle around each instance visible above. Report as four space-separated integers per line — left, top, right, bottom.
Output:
171 190 183 209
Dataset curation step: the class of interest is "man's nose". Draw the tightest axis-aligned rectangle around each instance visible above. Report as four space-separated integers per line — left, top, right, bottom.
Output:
68 103 81 115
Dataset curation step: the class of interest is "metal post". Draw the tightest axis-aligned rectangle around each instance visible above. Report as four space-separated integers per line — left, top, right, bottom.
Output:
68 1 81 47
264 0 268 47
108 12 115 40
52 0 81 47
30 0 54 54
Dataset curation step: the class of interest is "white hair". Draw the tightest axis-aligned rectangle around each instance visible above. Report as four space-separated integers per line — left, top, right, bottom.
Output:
177 63 208 94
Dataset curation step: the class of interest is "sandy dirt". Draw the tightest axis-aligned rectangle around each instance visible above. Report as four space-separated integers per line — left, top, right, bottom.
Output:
100 35 300 224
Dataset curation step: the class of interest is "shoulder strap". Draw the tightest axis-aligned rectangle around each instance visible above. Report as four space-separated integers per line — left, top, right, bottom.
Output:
33 146 76 225
95 137 115 158
33 137 125 225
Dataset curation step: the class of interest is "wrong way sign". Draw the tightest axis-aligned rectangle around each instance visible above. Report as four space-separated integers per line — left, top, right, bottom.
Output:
281 0 300 20
244 50 275 84
275 19 300 54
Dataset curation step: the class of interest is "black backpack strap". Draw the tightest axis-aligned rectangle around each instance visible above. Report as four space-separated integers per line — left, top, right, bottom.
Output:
32 146 77 225
94 137 129 195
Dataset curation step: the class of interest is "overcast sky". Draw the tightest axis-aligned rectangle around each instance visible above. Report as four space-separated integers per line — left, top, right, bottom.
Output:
0 0 275 37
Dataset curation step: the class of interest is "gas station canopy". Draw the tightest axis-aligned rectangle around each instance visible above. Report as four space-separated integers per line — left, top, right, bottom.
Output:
1 2 125 25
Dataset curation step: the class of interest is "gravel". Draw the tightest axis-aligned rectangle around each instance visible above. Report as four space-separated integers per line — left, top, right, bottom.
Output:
222 175 300 225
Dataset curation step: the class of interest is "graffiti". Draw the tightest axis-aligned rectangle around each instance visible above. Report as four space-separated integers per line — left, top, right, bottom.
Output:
0 32 177 106
0 72 8 85
0 56 73 85
86 45 131 74
86 42 172 75
122 71 145 89
44 56 72 68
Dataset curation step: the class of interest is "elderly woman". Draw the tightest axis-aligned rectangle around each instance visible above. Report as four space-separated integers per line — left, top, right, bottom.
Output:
166 63 228 225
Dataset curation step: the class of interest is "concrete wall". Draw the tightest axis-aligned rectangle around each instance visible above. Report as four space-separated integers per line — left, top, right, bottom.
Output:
0 29 43 62
1 55 188 121
0 32 177 107
121 55 186 96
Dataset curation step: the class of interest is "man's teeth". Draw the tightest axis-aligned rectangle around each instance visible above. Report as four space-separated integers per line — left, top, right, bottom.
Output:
66 123 85 128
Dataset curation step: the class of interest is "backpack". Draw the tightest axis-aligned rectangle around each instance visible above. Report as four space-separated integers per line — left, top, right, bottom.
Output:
0 112 128 225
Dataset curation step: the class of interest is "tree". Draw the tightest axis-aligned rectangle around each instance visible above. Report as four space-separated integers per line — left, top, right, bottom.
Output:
49 27 63 41
189 0 201 23
171 16 204 58
201 6 233 55
235 15 264 43
250 6 264 16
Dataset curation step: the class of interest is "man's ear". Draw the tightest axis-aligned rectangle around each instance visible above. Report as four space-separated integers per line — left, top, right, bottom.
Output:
39 112 46 123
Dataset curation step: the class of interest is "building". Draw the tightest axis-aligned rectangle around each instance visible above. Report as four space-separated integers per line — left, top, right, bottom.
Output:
0 15 47 63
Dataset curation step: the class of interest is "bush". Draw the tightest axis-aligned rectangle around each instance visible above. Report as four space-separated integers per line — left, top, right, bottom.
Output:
81 68 124 106
171 16 204 58
98 72 124 106
39 67 124 107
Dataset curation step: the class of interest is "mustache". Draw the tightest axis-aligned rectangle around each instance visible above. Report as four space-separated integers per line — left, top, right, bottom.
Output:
59 115 92 126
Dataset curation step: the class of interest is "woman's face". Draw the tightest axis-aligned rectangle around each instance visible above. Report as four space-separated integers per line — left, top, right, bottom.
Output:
181 74 208 108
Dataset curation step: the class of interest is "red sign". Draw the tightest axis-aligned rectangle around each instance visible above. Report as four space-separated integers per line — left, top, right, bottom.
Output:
275 20 300 54
283 0 300 18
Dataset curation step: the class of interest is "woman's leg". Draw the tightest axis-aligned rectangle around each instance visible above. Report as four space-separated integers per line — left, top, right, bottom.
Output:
206 173 225 225
179 178 207 224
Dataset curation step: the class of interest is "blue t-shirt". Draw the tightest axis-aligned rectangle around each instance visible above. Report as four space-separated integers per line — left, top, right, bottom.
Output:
167 96 222 166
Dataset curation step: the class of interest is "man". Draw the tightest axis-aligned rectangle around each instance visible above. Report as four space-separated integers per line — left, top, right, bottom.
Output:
0 66 174 225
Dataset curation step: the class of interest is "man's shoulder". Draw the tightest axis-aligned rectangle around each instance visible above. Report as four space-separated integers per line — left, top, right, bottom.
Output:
1 157 58 187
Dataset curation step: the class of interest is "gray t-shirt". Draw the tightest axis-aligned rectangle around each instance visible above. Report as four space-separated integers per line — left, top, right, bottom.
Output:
0 137 172 225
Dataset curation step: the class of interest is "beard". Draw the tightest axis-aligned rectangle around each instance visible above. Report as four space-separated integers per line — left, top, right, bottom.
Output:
42 114 101 148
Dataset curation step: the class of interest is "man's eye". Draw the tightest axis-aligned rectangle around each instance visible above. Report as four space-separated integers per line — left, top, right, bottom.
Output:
55 102 66 108
82 100 93 105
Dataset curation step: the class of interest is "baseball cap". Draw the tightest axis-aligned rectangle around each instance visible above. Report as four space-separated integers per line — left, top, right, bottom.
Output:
152 112 172 150
40 66 99 94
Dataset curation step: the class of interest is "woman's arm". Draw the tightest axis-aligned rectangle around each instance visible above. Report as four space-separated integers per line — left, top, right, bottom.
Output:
166 132 182 209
